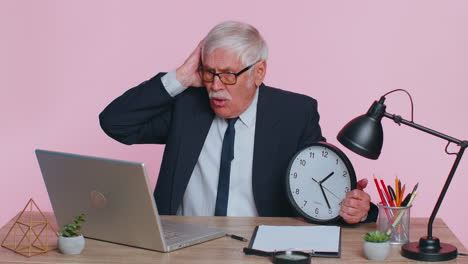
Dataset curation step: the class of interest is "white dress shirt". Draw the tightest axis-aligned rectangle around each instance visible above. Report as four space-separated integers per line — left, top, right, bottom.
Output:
161 71 259 216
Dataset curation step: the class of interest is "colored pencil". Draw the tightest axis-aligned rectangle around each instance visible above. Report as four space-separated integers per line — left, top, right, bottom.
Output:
380 179 395 207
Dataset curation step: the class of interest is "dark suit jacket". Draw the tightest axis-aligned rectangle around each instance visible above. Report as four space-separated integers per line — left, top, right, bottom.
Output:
100 73 377 221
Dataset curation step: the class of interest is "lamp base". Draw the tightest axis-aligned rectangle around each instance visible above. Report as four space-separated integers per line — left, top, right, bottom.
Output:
401 236 457 262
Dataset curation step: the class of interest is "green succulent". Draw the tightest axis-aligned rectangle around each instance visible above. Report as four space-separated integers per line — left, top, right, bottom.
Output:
363 230 390 243
58 213 86 237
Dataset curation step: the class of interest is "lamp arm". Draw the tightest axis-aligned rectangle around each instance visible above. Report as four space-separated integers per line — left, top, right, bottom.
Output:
425 146 466 238
383 112 462 145
383 112 468 239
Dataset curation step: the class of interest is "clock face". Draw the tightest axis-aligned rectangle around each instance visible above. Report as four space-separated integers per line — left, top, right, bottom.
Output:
286 142 356 224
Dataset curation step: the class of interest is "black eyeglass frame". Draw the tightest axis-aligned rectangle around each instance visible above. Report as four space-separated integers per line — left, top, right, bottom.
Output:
198 61 259 85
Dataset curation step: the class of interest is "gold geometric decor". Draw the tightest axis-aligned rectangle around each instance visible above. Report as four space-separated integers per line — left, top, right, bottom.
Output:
1 199 58 257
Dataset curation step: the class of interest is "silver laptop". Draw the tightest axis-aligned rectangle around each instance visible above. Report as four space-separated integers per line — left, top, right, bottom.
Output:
36 149 225 252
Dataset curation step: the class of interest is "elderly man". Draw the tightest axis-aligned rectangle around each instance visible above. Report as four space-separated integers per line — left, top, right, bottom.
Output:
99 21 377 223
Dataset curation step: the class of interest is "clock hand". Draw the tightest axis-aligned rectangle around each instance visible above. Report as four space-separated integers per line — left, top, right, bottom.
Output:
320 185 341 201
319 171 334 184
314 176 340 200
313 177 332 208
318 184 331 209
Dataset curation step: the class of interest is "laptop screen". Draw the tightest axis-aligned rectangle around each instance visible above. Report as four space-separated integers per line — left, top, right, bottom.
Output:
36 149 167 251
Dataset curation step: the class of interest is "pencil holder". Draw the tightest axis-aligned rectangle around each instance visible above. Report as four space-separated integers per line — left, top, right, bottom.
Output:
376 203 411 244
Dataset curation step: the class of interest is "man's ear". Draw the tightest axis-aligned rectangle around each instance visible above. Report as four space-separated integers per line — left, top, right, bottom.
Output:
253 60 267 87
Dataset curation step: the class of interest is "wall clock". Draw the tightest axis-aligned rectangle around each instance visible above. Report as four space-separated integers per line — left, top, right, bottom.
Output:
285 142 356 224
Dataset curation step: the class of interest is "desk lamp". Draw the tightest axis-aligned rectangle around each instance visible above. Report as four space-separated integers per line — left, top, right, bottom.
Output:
337 89 467 261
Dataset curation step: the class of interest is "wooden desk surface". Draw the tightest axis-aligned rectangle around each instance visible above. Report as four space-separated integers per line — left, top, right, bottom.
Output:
0 212 466 263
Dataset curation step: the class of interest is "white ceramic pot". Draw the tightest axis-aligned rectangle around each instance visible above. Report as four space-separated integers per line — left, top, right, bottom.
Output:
58 235 85 255
363 241 391 261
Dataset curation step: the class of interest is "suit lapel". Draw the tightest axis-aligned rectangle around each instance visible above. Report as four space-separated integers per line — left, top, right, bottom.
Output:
252 84 281 216
171 94 215 213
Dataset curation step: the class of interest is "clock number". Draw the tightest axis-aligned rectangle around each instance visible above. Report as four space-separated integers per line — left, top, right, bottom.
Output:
295 188 300 195
315 208 319 214
309 152 315 158
322 150 328 158
293 172 297 179
345 187 349 192
299 159 306 166
328 209 332 214
342 171 348 177
336 158 339 165
339 201 342 206
303 200 307 207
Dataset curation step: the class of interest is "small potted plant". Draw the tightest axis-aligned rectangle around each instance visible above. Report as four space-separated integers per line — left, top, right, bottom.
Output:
362 230 391 261
57 213 86 255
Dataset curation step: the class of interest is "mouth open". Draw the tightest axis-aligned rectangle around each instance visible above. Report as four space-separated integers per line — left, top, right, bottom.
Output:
211 98 228 106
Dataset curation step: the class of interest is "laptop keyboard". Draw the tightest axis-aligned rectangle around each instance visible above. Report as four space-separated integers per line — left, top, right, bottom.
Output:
163 230 183 240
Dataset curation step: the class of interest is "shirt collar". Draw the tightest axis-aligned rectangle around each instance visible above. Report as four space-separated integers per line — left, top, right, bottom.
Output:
238 87 258 128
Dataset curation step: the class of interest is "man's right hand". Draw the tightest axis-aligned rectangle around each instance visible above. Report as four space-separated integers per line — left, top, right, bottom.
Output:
176 41 204 88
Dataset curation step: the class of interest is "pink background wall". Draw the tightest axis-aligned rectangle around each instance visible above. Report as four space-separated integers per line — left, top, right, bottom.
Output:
2 0 468 249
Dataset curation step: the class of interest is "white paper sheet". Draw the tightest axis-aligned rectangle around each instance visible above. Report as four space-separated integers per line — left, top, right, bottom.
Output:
251 225 341 252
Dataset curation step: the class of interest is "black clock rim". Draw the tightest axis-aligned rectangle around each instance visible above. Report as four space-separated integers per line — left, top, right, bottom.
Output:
285 141 357 224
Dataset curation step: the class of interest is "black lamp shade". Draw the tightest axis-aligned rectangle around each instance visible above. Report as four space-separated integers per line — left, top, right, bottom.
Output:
337 114 383 159
337 99 387 160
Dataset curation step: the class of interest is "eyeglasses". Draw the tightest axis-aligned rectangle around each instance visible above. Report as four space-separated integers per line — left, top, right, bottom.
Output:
199 62 258 85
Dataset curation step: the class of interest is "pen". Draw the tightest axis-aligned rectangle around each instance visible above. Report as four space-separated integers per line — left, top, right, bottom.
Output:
395 178 400 206
402 183 418 206
401 193 411 207
226 233 249 242
388 185 396 203
397 179 402 206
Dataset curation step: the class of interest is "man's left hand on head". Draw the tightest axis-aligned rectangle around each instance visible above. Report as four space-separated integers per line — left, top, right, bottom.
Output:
340 178 371 224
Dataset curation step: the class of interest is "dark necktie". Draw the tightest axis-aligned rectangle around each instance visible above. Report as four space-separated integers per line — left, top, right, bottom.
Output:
214 117 239 216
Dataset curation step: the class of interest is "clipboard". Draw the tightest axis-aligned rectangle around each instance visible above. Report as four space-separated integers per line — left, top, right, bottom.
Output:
243 225 342 258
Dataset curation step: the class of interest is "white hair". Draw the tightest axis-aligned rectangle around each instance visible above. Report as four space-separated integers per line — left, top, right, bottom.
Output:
202 21 268 67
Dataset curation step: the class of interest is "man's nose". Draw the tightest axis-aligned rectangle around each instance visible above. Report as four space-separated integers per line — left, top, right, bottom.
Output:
212 75 224 91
